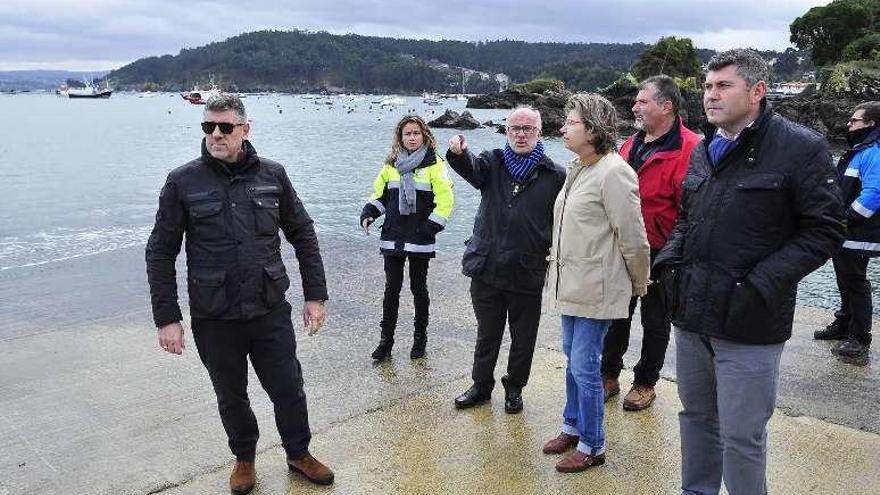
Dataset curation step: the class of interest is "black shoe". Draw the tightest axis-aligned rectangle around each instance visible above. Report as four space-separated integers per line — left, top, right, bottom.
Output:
814 320 848 340
410 338 426 360
371 340 393 361
832 338 870 359
454 385 491 409
501 375 523 414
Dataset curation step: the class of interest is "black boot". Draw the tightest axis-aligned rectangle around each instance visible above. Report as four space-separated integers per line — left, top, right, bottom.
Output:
814 320 848 340
371 327 394 361
410 329 427 359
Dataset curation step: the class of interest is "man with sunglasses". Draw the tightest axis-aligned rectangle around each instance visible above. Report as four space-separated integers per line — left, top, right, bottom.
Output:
146 94 333 494
446 106 565 414
816 101 880 363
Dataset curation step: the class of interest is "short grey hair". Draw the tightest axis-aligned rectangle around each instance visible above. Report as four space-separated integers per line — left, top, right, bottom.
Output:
706 48 769 88
640 75 684 116
564 93 618 154
205 93 247 122
509 105 543 129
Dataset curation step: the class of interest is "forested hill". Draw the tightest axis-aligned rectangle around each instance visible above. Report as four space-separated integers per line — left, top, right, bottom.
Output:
108 29 718 93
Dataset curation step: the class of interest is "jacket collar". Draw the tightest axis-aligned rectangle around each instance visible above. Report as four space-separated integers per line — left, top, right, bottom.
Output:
200 139 260 176
701 98 772 147
853 126 880 152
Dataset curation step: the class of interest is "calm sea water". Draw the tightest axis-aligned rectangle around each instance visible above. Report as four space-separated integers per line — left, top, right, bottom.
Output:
0 92 871 313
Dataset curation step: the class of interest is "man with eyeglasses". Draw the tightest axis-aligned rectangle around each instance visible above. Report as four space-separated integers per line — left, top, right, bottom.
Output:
815 101 880 363
446 106 565 414
146 94 333 494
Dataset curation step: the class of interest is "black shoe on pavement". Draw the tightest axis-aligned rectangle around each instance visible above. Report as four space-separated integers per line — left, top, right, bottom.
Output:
454 385 491 409
410 338 426 360
814 320 848 340
501 375 523 414
371 340 393 361
832 338 870 360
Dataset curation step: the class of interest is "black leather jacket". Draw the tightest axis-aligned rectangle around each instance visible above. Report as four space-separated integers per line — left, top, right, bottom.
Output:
146 140 327 327
446 148 565 295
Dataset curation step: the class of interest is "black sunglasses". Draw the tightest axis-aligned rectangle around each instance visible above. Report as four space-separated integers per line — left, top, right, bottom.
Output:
201 121 245 134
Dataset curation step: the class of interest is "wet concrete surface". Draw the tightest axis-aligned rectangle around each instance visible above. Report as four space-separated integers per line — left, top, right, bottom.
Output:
0 233 878 494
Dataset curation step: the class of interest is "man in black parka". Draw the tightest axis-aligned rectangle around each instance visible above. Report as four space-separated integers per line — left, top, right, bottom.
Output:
446 106 566 414
655 50 844 494
146 94 333 494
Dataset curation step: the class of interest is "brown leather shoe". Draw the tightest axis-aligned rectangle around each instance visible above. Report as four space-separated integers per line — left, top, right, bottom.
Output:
555 450 606 473
603 376 620 403
229 460 255 495
622 384 656 411
287 453 334 485
542 432 579 455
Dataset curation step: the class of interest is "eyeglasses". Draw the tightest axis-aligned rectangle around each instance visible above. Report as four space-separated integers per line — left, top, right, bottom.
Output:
201 121 245 134
563 119 584 127
848 117 866 125
507 125 539 135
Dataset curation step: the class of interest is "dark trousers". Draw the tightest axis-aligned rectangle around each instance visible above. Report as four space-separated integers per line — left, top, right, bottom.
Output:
470 278 542 392
380 255 430 343
192 301 310 461
601 250 670 387
832 249 873 345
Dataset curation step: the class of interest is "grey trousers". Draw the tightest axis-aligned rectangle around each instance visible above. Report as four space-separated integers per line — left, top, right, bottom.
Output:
675 328 784 495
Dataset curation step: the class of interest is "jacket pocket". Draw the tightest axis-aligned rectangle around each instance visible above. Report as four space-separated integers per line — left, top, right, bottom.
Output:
518 252 549 292
462 236 490 276
262 261 290 308
187 269 228 317
557 256 603 306
188 201 225 240
722 278 773 342
252 196 280 236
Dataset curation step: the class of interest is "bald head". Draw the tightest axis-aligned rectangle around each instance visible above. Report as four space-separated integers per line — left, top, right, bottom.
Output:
506 106 543 154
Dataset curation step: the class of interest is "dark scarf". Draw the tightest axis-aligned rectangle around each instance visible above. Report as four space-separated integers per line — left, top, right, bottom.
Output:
848 125 878 148
503 140 545 183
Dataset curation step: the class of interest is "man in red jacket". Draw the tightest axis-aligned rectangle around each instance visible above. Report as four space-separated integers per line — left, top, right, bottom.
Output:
601 75 701 410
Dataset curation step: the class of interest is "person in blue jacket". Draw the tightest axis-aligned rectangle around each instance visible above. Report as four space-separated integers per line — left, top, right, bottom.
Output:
815 101 880 363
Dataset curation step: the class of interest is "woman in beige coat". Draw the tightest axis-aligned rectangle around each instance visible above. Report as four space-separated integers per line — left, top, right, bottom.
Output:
541 93 650 473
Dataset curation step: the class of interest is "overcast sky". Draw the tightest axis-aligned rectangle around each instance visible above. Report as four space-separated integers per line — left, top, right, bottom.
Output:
0 0 830 71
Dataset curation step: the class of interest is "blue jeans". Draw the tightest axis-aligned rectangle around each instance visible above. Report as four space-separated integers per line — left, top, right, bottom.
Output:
560 315 610 455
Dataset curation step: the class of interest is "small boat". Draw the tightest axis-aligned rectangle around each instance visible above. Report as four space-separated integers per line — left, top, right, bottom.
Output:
380 96 406 106
422 93 442 105
67 81 113 99
181 79 221 105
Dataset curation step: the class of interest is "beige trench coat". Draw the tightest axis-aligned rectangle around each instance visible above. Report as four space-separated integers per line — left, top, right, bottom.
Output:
544 153 650 319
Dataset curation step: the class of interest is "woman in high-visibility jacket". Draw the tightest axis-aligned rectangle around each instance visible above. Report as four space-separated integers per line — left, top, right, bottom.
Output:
360 115 454 361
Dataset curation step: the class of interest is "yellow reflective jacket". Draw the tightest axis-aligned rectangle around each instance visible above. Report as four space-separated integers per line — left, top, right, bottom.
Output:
360 149 454 257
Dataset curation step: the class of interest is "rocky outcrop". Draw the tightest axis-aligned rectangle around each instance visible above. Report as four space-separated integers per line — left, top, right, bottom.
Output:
427 110 481 129
776 62 880 144
467 88 570 136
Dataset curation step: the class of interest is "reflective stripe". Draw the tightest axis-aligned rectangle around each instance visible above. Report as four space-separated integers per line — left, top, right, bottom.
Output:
845 167 861 178
852 200 875 218
388 180 432 191
369 199 385 214
843 240 880 251
379 241 436 253
404 243 435 253
428 213 447 227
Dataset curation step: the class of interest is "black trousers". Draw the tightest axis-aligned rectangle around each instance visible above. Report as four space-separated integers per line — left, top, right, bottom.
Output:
380 255 430 342
192 301 310 461
601 250 670 387
832 249 873 345
469 278 542 392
